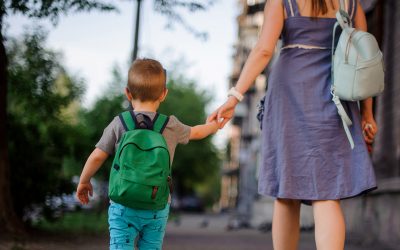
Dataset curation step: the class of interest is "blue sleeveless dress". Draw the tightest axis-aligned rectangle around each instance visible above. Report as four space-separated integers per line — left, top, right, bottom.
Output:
258 0 377 204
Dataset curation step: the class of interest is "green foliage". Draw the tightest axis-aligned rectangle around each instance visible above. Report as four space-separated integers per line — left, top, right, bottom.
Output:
154 0 213 40
78 94 126 179
3 0 116 23
7 27 85 219
7 28 84 120
33 210 108 233
1 0 211 36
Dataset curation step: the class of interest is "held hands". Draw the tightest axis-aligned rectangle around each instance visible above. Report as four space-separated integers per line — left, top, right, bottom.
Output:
207 119 220 134
76 181 93 205
207 96 239 128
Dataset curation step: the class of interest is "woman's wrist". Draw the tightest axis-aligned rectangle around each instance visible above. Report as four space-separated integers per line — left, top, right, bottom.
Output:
361 109 374 119
228 87 244 102
361 98 373 118
227 96 239 106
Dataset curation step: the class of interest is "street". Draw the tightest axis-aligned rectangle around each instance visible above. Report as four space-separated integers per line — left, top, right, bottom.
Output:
0 213 393 250
163 213 386 250
165 213 274 250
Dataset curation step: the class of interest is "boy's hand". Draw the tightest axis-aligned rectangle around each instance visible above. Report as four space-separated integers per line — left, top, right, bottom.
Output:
206 116 220 133
209 120 220 134
76 182 93 205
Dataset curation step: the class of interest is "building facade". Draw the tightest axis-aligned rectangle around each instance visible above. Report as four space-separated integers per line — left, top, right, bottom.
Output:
343 0 400 247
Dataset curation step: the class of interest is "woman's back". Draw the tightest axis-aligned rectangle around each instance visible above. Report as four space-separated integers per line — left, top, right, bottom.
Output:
289 0 343 19
281 0 356 49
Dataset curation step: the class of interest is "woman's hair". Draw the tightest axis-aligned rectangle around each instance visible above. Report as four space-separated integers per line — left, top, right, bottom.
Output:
311 0 334 16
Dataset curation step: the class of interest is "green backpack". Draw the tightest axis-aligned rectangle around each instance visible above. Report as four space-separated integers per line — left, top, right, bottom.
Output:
108 111 171 210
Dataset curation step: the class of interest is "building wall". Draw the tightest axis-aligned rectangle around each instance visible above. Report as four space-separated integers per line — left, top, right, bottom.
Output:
344 0 400 246
219 0 267 225
342 178 400 248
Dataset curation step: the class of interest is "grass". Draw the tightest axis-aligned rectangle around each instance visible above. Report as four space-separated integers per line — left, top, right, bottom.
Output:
33 210 108 234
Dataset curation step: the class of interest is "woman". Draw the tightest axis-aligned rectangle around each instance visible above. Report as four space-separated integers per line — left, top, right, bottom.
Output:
209 0 378 249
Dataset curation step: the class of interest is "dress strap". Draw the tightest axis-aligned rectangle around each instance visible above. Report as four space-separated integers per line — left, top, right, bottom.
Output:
283 0 300 17
348 0 357 19
340 0 356 19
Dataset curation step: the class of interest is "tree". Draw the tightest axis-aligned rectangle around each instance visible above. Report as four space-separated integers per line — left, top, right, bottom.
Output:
0 0 113 234
7 27 85 226
0 0 210 233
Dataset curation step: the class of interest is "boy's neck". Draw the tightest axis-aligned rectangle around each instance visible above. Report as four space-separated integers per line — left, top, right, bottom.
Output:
131 100 160 113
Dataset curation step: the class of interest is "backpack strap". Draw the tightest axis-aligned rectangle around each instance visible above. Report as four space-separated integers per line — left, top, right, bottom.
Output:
332 95 354 149
152 113 169 134
119 110 136 131
330 2 355 149
340 0 356 19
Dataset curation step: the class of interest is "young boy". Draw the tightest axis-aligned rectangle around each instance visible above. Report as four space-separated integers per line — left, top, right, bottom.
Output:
76 58 219 250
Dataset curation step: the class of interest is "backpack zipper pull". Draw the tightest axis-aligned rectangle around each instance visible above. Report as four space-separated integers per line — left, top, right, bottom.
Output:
151 186 159 199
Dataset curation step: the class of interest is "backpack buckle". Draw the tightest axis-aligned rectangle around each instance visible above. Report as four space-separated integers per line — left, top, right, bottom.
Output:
135 113 154 130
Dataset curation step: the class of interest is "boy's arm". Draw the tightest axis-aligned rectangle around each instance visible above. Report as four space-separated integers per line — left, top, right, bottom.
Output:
76 148 109 204
189 121 219 140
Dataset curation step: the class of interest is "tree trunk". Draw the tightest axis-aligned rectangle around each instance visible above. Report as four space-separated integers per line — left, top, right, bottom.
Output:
0 25 24 234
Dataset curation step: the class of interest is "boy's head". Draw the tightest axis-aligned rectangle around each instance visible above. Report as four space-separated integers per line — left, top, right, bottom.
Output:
126 58 167 102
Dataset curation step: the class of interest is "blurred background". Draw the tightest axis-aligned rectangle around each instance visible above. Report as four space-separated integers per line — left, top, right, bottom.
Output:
0 0 399 250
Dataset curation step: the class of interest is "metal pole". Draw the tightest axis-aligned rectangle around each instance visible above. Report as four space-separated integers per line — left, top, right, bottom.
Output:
132 0 142 61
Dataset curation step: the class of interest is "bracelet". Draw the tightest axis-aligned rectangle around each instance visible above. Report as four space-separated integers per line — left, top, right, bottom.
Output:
228 87 244 102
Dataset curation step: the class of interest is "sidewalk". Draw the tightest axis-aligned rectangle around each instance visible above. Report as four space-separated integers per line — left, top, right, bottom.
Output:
0 212 393 250
164 213 311 250
164 213 391 250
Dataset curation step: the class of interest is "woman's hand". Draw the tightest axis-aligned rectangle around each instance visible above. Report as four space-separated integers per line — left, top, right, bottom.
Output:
208 96 239 129
361 114 378 145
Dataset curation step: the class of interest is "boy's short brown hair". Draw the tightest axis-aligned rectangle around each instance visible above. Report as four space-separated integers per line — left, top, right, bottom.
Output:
127 58 166 102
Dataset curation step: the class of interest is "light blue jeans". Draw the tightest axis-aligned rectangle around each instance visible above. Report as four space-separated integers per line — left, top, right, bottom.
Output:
108 202 170 250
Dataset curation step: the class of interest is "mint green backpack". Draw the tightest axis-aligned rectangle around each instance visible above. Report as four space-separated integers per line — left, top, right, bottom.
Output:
331 0 385 149
108 111 171 210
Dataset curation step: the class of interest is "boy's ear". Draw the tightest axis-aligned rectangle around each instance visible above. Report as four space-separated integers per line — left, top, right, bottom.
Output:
159 88 168 102
125 87 133 101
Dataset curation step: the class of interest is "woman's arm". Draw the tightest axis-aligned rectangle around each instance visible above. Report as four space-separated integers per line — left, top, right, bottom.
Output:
353 0 378 144
209 0 285 127
234 0 284 95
